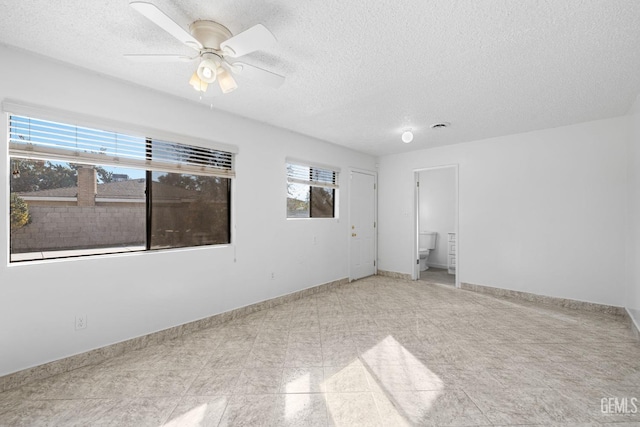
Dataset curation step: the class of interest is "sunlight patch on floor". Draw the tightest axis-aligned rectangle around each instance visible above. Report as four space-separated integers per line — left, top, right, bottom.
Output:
285 373 311 419
162 403 208 427
322 335 444 425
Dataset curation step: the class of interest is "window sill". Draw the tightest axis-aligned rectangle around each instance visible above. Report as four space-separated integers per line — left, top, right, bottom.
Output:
8 243 233 266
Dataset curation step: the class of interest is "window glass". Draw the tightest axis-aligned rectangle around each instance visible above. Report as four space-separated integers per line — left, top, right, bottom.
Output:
10 160 146 262
310 186 335 218
287 182 310 218
150 172 230 249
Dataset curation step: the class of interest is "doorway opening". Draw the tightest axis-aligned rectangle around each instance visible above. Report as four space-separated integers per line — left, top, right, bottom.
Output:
413 165 459 287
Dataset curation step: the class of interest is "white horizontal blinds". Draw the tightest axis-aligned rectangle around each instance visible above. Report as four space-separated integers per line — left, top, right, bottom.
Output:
8 115 234 178
9 115 146 164
152 138 233 172
287 163 338 189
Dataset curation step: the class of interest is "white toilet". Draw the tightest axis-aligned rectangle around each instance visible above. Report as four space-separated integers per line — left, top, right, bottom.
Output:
419 231 437 271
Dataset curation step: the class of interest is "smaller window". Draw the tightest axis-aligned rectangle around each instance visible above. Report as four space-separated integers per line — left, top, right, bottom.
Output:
286 162 338 218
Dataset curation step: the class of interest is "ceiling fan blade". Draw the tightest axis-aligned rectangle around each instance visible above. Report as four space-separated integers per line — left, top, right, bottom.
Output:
130 1 202 50
124 54 195 62
229 62 285 88
220 24 276 58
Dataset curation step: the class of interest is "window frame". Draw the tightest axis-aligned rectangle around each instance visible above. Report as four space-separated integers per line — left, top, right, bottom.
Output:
5 101 237 263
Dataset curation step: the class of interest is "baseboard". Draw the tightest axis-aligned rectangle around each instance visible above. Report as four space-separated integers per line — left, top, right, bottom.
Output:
376 269 412 280
461 282 628 317
0 277 349 393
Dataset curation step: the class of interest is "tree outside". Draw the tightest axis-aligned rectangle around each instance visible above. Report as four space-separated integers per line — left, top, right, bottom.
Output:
10 160 113 193
9 193 30 230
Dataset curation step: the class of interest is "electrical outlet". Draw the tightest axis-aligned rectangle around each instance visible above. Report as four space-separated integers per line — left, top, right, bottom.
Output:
270 272 276 280
75 315 87 330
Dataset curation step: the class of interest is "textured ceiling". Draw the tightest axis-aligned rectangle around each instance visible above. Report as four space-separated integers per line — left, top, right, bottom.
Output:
1 0 640 155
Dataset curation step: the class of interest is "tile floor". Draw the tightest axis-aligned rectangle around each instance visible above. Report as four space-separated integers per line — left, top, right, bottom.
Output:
0 275 639 426
419 268 455 286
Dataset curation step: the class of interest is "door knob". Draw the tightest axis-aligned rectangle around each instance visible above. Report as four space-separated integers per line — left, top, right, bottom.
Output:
352 233 357 237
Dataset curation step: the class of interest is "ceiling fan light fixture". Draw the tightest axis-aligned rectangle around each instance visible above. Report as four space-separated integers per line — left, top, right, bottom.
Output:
196 59 218 83
401 130 414 143
217 67 238 94
189 71 208 92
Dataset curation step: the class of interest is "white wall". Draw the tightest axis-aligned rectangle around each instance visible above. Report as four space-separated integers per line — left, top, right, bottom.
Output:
418 167 455 268
627 94 640 322
379 117 628 307
0 46 375 376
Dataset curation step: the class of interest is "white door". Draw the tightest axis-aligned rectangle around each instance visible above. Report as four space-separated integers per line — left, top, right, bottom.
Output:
349 170 376 280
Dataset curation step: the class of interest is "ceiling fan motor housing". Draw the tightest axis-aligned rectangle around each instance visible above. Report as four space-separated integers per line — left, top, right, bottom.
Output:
189 20 232 51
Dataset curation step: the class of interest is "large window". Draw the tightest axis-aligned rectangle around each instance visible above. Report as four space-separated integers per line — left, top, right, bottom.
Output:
7 109 235 262
286 161 338 218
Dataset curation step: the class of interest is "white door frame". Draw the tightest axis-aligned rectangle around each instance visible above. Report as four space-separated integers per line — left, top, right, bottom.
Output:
413 164 460 288
348 168 378 281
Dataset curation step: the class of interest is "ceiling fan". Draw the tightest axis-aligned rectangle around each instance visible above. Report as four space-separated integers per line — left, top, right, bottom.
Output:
125 1 285 95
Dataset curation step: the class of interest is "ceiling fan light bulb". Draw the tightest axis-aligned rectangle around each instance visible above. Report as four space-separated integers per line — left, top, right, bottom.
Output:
402 130 414 143
217 68 238 94
189 71 208 92
197 59 218 83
